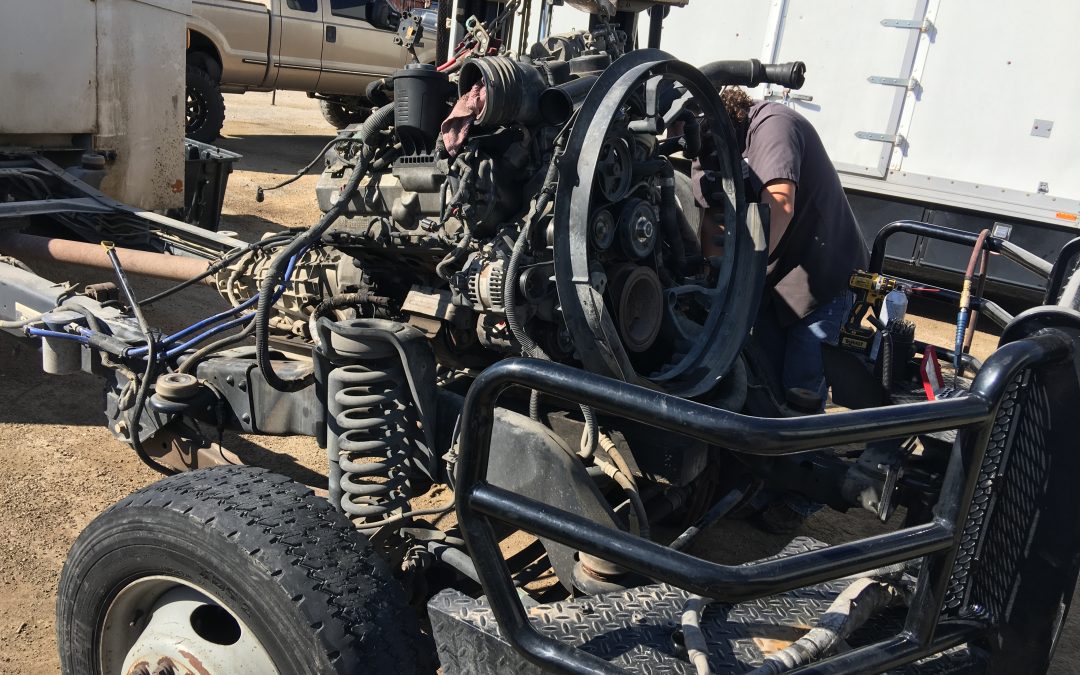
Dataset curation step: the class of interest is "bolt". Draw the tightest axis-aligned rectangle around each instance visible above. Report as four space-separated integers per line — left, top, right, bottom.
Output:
237 380 247 392
241 413 251 424
225 375 235 385
635 219 654 242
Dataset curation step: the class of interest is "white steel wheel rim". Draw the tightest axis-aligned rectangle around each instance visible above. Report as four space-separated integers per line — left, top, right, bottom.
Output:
99 575 280 675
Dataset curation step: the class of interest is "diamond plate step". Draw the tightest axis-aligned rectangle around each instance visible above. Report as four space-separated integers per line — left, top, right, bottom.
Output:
429 536 977 674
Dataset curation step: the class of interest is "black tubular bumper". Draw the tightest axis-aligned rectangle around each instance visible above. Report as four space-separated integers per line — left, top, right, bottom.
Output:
452 328 1079 674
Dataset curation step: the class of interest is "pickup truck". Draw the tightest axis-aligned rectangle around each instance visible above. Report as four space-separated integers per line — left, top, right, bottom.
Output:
186 0 434 141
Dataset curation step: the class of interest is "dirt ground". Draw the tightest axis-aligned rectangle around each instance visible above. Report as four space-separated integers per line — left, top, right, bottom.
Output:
0 91 1075 673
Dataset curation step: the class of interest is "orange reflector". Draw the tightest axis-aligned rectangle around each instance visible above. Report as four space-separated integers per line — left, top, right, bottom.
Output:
1056 211 1079 221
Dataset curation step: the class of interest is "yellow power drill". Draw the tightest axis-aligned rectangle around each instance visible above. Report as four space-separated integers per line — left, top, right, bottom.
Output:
839 271 900 353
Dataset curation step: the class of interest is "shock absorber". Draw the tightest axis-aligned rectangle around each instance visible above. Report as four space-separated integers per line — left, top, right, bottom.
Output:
315 319 437 531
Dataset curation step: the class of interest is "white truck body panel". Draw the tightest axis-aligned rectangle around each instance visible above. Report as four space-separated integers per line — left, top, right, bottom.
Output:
0 0 190 210
542 0 1080 229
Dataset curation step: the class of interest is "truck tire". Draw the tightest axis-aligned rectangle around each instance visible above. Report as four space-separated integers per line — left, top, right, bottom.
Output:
57 466 425 675
186 63 226 143
320 99 367 129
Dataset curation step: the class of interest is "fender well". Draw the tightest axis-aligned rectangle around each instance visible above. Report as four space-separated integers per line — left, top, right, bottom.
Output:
187 29 223 82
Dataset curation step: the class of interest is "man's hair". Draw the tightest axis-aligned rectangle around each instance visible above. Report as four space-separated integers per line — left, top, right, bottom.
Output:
720 87 753 128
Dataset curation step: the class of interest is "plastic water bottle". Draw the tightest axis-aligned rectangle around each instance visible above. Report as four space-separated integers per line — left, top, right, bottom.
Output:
883 289 908 324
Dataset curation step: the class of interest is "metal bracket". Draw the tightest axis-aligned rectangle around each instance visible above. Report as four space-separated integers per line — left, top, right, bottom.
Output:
881 18 933 32
868 75 919 90
764 88 814 103
856 131 905 145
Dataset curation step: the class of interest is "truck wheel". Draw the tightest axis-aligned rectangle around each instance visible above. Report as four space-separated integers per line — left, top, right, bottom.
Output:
186 63 226 143
57 466 424 675
320 99 367 129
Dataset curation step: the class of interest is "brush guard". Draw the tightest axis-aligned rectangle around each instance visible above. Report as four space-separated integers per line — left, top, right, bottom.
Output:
435 308 1080 674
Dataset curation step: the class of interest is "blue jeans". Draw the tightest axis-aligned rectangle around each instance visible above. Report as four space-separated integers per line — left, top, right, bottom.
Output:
751 291 853 519
754 291 854 409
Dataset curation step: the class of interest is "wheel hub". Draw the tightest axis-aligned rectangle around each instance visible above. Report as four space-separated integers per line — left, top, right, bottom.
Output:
101 577 278 675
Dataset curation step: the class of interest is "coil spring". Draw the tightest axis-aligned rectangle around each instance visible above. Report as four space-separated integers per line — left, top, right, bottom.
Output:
327 344 419 529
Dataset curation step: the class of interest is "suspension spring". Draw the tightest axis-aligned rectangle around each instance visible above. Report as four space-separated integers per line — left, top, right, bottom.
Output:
327 339 421 529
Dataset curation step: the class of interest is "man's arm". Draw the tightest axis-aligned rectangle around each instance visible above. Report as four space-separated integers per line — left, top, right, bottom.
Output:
761 178 795 254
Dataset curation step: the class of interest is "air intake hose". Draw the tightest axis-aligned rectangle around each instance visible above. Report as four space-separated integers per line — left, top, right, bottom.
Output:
458 56 548 126
700 59 806 90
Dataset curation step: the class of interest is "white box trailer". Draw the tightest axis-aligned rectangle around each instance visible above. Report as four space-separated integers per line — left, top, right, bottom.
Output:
543 0 1080 297
0 0 191 210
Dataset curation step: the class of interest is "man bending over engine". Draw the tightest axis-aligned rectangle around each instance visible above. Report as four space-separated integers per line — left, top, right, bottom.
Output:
716 88 870 533
718 87 869 409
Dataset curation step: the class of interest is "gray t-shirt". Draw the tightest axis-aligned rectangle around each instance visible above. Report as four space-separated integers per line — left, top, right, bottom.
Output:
744 101 868 325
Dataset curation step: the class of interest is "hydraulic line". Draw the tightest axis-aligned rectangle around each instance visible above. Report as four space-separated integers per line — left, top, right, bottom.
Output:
595 433 648 539
503 138 599 455
307 292 393 347
255 103 393 393
129 252 303 358
955 229 990 380
747 577 905 674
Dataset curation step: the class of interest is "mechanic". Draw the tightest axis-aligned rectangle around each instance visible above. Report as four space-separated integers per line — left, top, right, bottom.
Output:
714 88 870 533
716 87 869 408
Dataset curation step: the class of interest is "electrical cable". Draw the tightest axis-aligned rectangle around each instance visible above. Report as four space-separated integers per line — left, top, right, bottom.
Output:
138 233 294 306
255 103 393 393
255 137 342 203
177 319 256 375
101 242 177 476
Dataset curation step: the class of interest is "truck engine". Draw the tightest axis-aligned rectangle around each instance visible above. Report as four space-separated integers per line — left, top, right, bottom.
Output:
284 23 785 397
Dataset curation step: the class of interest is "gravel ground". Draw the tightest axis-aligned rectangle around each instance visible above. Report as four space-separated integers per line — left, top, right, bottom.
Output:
0 91 1075 673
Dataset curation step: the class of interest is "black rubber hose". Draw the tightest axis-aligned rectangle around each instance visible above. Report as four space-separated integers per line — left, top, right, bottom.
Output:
139 233 295 306
699 59 806 90
177 319 256 375
504 144 598 456
659 161 686 275
255 104 393 393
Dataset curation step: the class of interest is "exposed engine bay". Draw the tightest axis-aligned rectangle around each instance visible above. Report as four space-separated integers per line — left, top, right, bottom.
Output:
6 2 1080 673
292 23 770 398
0 0 1031 615
0 3 833 567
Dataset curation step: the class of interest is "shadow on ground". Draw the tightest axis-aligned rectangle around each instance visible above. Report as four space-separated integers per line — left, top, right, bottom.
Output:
216 134 335 176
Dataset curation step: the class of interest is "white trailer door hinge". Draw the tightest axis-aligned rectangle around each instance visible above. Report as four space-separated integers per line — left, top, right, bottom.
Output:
880 18 933 32
856 131 905 146
868 75 919 90
764 88 814 103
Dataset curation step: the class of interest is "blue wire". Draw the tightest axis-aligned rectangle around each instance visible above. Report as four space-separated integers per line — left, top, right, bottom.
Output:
26 327 90 344
164 312 254 359
126 253 303 358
